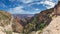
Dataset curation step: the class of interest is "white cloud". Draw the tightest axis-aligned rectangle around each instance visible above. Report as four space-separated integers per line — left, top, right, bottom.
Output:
39 0 55 9
8 6 40 14
8 6 25 14
9 0 33 3
27 0 56 9
8 0 57 9
20 0 40 3
21 0 33 3
8 6 35 14
35 8 40 10
7 0 58 14
9 0 16 2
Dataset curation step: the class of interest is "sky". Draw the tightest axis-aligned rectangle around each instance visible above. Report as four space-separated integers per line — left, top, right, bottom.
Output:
0 0 58 14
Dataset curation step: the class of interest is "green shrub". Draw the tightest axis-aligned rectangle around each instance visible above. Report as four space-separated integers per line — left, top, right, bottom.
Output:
23 17 46 34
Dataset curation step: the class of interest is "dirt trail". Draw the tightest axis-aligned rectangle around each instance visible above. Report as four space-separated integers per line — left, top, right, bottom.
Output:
41 16 60 34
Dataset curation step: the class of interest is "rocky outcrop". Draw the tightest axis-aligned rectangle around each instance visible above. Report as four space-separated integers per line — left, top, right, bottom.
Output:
23 1 60 34
0 10 24 34
40 16 60 34
0 10 13 34
12 17 23 33
36 1 60 34
23 7 54 34
54 1 60 15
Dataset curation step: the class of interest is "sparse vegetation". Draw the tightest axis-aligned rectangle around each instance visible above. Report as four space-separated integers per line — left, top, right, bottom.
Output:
23 16 46 34
4 29 12 34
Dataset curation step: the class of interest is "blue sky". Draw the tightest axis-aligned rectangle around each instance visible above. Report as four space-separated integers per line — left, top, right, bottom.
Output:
0 0 58 14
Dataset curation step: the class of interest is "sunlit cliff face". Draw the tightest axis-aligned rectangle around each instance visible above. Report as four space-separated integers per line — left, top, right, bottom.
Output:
54 1 60 15
56 1 60 14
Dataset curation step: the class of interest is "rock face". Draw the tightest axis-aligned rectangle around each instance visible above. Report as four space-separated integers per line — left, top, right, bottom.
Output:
24 1 60 34
36 8 54 24
54 1 60 15
0 10 23 34
0 10 12 34
0 1 60 34
37 1 60 34
12 17 23 33
41 16 60 34
23 6 54 34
